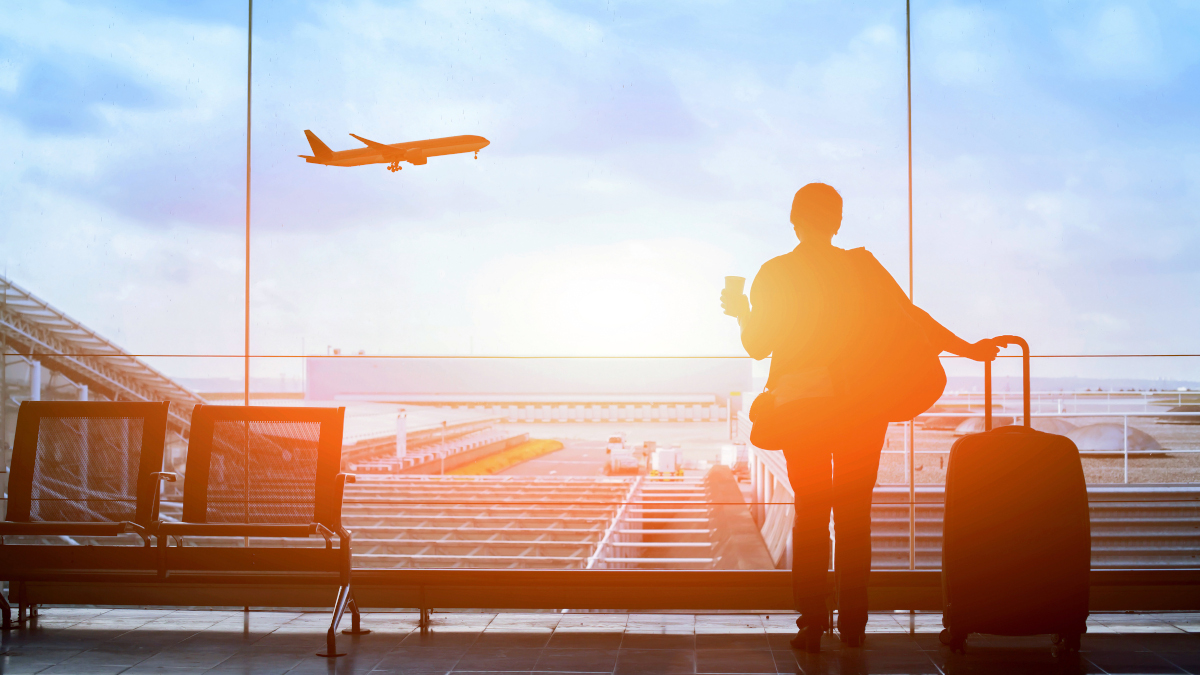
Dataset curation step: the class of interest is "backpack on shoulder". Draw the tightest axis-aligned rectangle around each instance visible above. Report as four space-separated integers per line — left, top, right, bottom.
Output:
749 248 945 450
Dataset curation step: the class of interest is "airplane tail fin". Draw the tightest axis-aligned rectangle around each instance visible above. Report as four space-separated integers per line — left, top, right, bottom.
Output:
304 130 333 159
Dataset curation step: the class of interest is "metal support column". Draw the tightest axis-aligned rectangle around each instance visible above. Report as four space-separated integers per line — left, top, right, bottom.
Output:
905 0 917 573
29 360 41 401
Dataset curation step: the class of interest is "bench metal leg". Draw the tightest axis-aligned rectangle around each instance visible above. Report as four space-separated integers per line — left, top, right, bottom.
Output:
341 592 370 635
15 582 26 625
317 584 351 658
420 606 431 631
0 584 11 630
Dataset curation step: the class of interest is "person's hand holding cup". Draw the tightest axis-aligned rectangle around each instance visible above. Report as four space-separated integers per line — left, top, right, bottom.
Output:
721 276 749 319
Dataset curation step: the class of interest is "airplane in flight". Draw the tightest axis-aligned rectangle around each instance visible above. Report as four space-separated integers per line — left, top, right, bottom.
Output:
299 130 490 172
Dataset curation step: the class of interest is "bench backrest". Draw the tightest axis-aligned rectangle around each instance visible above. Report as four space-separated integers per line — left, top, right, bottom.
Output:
181 405 346 528
6 401 170 526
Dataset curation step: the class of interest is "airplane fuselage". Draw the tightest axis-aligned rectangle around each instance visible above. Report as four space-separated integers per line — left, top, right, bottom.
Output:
299 134 489 169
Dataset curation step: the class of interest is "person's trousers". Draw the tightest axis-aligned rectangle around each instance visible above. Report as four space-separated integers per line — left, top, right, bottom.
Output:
784 419 888 631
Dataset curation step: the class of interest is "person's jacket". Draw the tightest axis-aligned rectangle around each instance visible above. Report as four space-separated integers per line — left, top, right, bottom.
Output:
741 242 955 396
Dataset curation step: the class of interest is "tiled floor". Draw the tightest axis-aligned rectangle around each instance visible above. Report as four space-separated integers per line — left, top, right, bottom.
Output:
1 609 1199 674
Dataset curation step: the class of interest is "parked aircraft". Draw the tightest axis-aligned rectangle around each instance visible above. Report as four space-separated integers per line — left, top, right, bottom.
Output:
299 130 490 172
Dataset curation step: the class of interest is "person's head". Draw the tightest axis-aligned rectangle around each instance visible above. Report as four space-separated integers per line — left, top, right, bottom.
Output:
790 183 842 243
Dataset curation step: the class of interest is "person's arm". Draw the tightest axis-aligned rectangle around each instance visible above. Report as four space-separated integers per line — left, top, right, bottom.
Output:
860 251 998 362
720 262 779 360
906 304 997 361
738 291 773 361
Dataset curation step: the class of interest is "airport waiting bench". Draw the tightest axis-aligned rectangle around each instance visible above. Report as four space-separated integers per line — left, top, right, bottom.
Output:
1 401 364 658
155 404 365 657
0 401 175 629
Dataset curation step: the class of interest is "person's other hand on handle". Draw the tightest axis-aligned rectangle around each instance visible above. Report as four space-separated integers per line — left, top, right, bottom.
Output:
962 338 1001 362
721 289 750 320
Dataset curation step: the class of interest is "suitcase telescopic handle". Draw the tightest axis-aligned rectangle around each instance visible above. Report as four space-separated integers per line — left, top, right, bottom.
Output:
984 335 1031 431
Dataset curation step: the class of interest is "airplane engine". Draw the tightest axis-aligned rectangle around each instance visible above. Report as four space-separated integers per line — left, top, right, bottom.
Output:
405 149 428 165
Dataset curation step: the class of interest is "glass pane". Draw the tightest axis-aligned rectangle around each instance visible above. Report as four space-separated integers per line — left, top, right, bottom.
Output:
313 356 753 570
2 352 1197 571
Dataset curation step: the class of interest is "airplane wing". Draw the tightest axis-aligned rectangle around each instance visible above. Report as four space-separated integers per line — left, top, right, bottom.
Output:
331 132 488 171
350 133 397 154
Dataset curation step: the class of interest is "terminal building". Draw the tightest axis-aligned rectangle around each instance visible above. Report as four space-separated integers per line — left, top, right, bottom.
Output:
305 356 752 422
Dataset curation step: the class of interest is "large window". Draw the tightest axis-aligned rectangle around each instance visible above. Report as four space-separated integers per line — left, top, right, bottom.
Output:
2 2 1198 581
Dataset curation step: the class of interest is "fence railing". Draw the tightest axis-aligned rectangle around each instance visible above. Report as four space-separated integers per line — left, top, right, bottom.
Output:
586 475 644 569
747 445 795 569
745 433 1200 572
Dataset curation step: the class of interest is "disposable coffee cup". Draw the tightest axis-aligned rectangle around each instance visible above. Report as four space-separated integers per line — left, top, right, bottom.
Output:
724 276 745 295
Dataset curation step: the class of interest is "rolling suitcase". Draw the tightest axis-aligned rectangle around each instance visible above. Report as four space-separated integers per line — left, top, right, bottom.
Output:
939 335 1090 654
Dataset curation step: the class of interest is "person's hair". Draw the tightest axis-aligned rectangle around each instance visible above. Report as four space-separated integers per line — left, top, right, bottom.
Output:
790 183 842 235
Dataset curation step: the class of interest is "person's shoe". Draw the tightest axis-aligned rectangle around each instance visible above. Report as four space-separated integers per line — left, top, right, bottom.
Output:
838 628 865 648
790 625 824 653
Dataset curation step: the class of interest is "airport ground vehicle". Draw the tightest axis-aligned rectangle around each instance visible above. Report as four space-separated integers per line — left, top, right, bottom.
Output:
720 443 750 479
651 445 685 477
603 433 640 475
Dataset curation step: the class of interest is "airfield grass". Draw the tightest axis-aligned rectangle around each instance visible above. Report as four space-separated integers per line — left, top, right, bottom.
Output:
449 438 565 476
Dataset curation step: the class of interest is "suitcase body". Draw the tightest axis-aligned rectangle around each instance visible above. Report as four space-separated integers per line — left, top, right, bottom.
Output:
940 336 1091 653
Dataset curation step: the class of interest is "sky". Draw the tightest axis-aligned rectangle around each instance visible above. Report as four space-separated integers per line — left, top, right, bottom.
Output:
1 0 1198 383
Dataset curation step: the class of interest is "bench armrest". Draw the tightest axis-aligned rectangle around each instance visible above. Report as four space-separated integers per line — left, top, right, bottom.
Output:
155 523 318 538
315 523 336 548
331 474 356 534
122 521 152 546
0 520 151 546
148 472 178 523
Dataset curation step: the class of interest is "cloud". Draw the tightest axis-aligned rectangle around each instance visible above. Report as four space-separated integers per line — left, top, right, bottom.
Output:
0 54 163 135
1058 4 1167 83
919 4 1012 89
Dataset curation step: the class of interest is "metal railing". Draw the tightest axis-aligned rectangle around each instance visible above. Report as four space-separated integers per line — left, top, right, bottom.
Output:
875 411 1200 484
745 430 1200 572
4 349 1200 615
586 476 644 569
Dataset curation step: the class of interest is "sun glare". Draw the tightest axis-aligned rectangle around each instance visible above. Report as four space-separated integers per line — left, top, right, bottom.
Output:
471 238 734 355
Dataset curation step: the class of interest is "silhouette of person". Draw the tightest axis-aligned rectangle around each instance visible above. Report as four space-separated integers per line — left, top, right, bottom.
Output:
721 183 998 651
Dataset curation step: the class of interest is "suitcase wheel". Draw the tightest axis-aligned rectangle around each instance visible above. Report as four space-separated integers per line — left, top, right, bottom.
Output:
939 628 967 654
1053 633 1082 654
